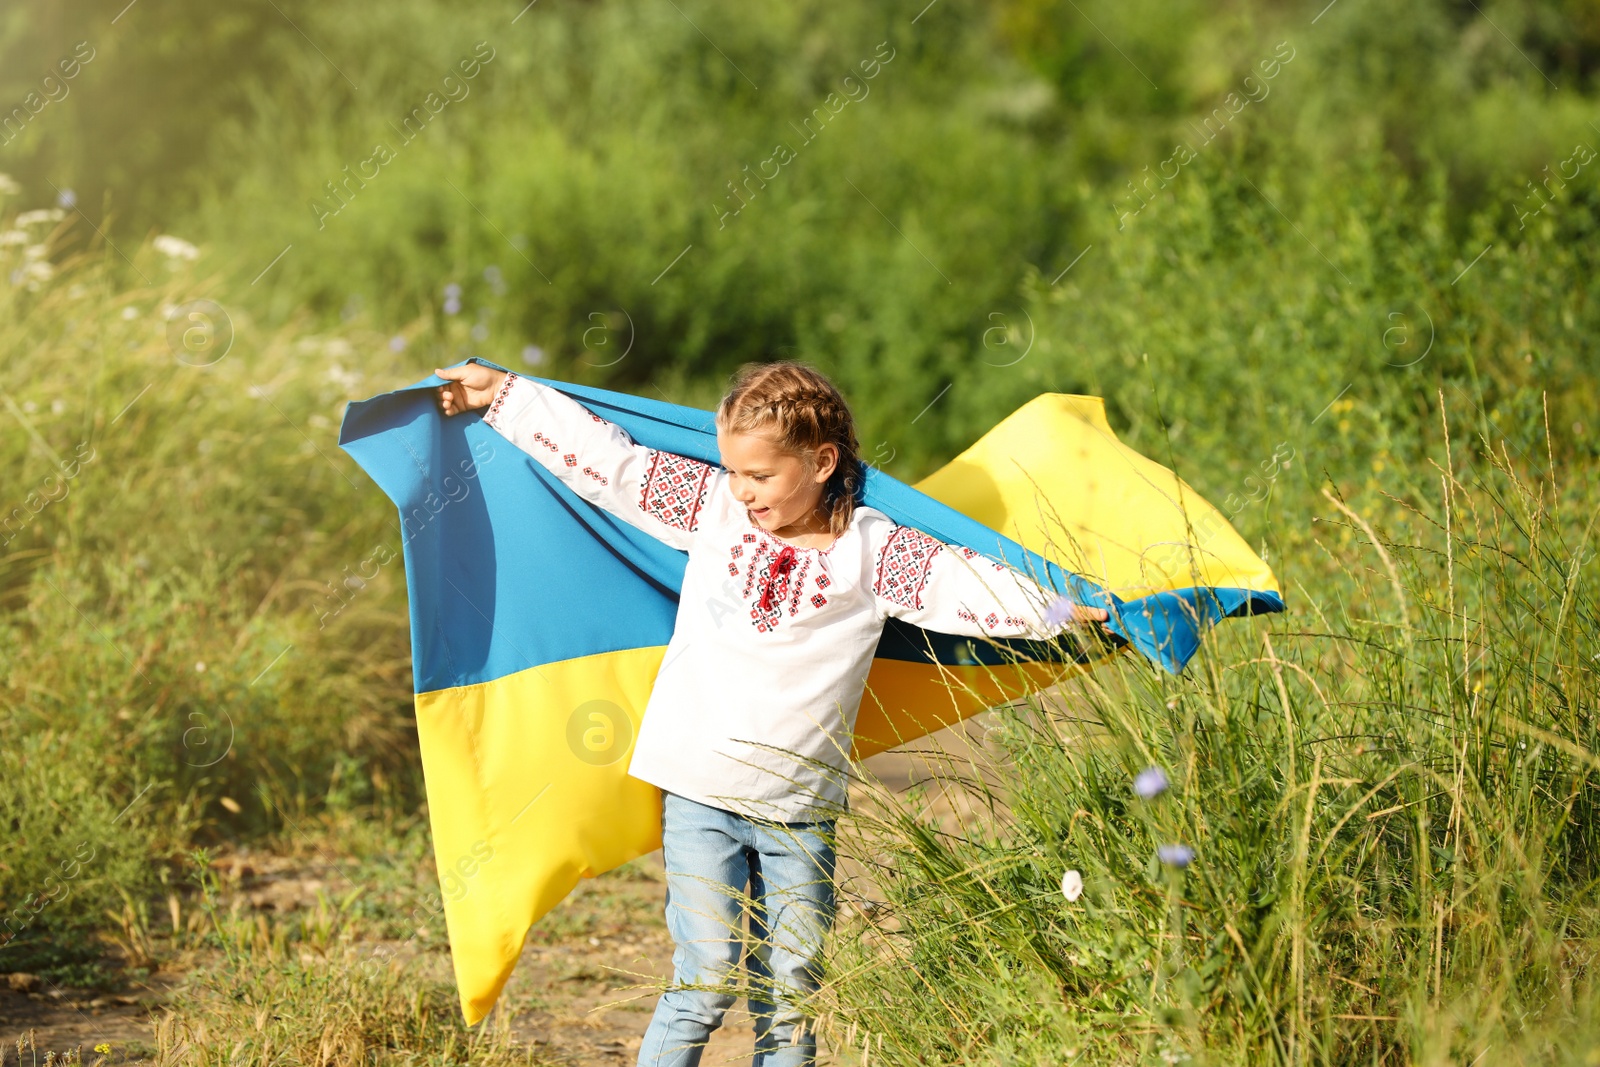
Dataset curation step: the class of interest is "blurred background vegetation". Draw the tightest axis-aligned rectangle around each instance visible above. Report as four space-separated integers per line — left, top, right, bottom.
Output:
2 0 1598 1061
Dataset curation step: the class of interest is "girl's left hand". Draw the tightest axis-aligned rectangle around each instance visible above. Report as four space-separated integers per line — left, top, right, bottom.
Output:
1047 595 1110 629
1072 603 1109 624
1065 602 1109 626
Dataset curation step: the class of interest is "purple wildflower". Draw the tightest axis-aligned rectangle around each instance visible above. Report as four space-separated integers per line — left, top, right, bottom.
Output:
1156 844 1194 868
1133 766 1169 799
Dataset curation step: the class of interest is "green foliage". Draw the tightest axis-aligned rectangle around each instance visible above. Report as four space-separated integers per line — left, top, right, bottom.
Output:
0 0 320 227
0 230 423 968
820 443 1600 1063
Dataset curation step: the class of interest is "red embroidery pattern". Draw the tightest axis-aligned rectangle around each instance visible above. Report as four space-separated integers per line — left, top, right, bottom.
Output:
759 546 798 613
529 431 559 454
581 466 609 486
485 372 518 422
751 601 782 632
750 545 796 631
873 525 944 610
985 612 1000 628
740 540 773 597
731 535 834 630
563 453 577 467
639 450 713 532
957 607 978 624
785 554 812 616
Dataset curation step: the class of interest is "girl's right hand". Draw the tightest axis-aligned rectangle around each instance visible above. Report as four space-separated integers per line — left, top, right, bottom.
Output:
433 363 508 416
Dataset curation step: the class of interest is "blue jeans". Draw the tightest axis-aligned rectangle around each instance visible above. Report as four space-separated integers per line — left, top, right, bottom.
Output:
638 790 838 1067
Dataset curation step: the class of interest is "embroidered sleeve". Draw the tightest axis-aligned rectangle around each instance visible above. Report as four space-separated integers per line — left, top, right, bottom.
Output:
481 371 720 551
870 521 1067 640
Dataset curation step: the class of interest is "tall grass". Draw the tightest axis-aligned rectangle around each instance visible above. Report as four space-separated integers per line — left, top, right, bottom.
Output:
816 416 1600 1064
0 208 424 978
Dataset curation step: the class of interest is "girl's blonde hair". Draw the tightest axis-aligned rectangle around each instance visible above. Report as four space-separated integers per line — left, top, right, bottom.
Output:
715 359 865 538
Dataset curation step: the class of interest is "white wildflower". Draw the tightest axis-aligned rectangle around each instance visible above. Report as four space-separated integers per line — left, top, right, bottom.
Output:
1060 869 1084 902
15 208 65 227
21 260 53 290
23 244 48 262
0 230 27 247
327 363 363 394
152 234 200 261
323 338 353 358
0 173 21 196
121 306 140 320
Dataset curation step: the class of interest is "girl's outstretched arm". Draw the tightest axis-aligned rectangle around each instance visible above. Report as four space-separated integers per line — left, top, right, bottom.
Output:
435 365 721 552
868 519 1107 640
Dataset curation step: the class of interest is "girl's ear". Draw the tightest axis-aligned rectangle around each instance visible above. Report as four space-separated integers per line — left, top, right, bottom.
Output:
815 442 839 482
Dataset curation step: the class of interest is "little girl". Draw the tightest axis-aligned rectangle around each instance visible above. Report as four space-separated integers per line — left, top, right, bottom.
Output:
433 359 1106 1067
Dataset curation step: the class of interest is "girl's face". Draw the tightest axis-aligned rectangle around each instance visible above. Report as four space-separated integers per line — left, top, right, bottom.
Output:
717 427 838 536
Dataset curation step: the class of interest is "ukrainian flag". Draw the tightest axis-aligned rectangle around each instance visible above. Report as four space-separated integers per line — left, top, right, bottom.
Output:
337 357 1283 1025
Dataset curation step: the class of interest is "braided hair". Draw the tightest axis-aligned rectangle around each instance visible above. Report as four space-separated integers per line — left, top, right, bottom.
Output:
715 360 865 539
